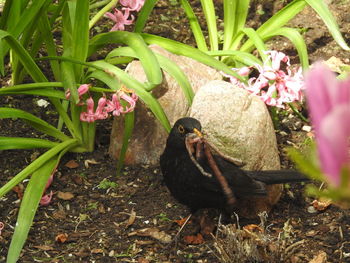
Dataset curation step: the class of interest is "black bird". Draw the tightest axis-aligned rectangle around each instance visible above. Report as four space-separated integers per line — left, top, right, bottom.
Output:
160 117 308 214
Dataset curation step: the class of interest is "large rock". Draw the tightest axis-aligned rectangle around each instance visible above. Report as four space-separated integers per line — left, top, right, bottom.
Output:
189 80 282 218
109 45 222 165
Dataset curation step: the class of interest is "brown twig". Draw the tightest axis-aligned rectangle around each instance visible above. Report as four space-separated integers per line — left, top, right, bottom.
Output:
185 136 212 178
204 144 236 207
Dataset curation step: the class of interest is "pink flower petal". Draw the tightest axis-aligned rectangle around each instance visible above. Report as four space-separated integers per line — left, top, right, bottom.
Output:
80 97 96 123
318 106 350 185
40 191 53 206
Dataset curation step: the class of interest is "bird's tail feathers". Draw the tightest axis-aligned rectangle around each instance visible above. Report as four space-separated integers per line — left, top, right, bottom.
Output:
247 170 309 184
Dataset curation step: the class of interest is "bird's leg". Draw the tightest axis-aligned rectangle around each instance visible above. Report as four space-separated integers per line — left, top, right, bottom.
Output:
203 139 245 167
185 136 212 178
203 144 236 208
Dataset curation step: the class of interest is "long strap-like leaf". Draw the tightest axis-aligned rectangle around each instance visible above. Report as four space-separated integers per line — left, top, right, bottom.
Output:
89 31 163 90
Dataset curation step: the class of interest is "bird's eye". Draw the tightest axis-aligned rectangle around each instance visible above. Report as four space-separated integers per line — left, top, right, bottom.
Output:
177 125 185 133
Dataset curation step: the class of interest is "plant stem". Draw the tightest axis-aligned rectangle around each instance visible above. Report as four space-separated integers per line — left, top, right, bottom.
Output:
89 0 119 30
289 103 309 123
90 0 110 10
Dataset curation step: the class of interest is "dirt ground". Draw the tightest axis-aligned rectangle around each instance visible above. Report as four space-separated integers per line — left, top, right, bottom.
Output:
1 0 350 262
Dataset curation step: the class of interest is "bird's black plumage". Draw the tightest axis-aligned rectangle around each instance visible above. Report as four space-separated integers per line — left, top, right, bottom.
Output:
160 117 308 213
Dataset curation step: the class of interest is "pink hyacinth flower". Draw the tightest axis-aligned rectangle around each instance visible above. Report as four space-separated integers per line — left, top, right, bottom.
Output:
110 93 123 116
105 8 134 31
94 97 109 120
65 84 90 100
266 50 290 71
305 62 350 185
224 51 305 108
120 0 145 12
119 90 138 113
80 97 97 123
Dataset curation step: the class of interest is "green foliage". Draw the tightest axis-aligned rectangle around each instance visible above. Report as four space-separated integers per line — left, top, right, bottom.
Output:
0 0 174 261
98 178 118 190
0 0 348 261
288 146 350 204
167 0 349 70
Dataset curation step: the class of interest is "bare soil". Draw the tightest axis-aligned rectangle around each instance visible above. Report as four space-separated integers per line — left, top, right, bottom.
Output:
1 1 350 262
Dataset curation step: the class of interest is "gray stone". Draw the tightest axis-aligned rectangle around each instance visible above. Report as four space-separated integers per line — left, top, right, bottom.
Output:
189 80 282 218
109 45 222 165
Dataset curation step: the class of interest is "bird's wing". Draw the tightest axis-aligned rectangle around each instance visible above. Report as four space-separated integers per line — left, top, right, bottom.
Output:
209 154 268 196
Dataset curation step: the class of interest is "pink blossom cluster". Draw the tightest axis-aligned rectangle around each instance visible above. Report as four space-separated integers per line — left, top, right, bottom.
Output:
105 0 145 31
305 63 350 186
80 90 138 123
224 51 305 108
66 84 138 123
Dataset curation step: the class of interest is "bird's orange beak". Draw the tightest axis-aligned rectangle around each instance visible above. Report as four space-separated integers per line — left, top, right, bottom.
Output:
193 128 202 138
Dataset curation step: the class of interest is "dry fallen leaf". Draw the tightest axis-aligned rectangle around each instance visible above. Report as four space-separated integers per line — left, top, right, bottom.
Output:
55 233 68 243
52 210 67 220
57 191 75 200
174 216 191 226
33 245 54 251
125 208 136 228
312 198 331 211
12 184 24 200
128 228 172 243
84 159 99 168
65 160 79 169
183 233 204 245
309 251 327 263
138 257 150 263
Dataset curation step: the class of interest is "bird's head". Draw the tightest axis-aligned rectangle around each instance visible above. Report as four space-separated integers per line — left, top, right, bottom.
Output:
166 117 202 149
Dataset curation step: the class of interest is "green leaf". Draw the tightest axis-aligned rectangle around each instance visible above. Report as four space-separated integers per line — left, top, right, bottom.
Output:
88 60 171 132
134 0 158 33
223 0 237 50
240 28 268 62
0 82 64 92
233 0 249 37
89 31 162 89
0 0 14 29
179 0 207 51
0 139 79 198
116 111 134 176
0 137 58 150
200 0 218 51
305 0 349 50
0 30 47 82
140 33 245 82
265 27 309 70
72 0 89 78
1 89 65 98
6 157 58 263
0 107 69 141
37 15 60 81
206 50 262 66
106 47 195 104
0 0 50 75
240 0 307 52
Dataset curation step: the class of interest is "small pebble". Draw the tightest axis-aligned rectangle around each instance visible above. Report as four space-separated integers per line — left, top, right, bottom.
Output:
302 125 312 132
308 206 317 213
